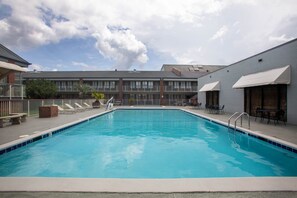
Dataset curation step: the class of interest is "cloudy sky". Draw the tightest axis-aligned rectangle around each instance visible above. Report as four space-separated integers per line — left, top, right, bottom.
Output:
0 0 296 71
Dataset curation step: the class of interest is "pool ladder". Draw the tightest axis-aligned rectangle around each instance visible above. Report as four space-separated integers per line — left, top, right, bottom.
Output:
228 112 250 131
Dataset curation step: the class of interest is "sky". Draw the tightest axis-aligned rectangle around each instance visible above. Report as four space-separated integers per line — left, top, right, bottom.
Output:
0 0 296 71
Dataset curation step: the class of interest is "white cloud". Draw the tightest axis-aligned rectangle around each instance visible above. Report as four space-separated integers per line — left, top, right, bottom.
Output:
28 64 54 71
1 0 297 68
210 25 229 41
72 61 99 70
93 27 148 69
269 34 294 43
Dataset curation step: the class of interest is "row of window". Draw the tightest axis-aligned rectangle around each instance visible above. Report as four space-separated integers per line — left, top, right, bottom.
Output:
168 81 192 89
54 81 196 89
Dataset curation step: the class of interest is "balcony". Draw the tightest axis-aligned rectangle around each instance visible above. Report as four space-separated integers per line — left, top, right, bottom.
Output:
123 86 160 92
163 86 197 92
57 86 119 92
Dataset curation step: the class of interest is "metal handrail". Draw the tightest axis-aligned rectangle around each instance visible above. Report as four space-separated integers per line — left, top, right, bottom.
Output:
234 112 250 131
228 112 240 128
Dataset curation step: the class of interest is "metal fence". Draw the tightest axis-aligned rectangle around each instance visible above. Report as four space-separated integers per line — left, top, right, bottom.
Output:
0 99 94 117
0 98 193 117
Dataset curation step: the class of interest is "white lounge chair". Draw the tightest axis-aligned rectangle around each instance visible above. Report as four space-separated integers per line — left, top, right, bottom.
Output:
74 102 88 111
57 105 76 114
83 102 93 109
65 103 82 112
84 102 91 107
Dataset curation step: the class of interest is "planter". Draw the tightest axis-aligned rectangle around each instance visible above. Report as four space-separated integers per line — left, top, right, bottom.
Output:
39 106 58 118
92 100 100 108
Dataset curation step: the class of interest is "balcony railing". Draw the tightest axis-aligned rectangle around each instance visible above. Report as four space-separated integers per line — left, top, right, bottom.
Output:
163 86 197 92
0 84 25 98
123 86 160 92
57 86 119 92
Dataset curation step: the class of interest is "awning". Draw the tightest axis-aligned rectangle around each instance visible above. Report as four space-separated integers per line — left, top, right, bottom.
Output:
0 61 27 79
232 65 290 89
199 81 220 92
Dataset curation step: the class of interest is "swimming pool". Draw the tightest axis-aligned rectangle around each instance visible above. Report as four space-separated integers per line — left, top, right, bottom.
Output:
0 109 296 178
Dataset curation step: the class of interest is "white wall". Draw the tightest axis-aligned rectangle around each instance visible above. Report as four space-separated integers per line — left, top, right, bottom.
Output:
197 39 297 125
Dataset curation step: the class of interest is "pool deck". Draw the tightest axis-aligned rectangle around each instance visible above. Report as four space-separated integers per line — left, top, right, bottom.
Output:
0 106 297 195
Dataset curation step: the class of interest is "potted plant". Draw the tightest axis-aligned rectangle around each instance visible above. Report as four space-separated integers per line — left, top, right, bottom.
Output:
128 98 135 105
91 92 105 108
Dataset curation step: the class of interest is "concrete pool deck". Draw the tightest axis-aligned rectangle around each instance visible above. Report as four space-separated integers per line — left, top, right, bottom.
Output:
0 106 297 194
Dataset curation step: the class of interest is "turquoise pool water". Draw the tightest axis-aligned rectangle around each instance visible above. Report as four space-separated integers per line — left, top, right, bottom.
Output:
0 109 297 178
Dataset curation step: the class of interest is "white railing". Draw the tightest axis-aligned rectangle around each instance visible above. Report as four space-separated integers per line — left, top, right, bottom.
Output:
164 86 197 92
122 86 160 92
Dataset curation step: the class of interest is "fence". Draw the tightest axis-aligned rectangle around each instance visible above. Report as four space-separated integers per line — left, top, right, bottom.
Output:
0 99 94 117
0 98 194 117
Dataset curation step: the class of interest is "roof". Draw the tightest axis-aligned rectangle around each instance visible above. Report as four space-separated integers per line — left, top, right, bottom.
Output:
161 64 225 72
22 70 204 80
0 44 30 66
0 61 27 79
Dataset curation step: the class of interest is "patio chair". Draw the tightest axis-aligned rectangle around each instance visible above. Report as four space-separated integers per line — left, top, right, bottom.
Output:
272 109 286 125
218 105 225 114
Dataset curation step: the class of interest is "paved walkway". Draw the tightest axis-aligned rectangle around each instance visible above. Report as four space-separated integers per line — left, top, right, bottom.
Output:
1 192 297 198
0 108 106 145
185 107 297 146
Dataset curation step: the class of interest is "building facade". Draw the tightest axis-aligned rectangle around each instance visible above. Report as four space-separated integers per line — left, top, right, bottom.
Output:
197 39 297 125
0 44 30 98
23 70 206 106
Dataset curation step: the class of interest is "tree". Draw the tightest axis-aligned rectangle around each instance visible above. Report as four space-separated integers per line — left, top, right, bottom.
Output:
25 79 57 99
76 83 91 99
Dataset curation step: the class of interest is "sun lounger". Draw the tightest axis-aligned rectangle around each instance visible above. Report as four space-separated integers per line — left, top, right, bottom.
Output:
83 102 91 108
57 105 76 114
74 102 88 111
65 103 82 112
82 102 93 109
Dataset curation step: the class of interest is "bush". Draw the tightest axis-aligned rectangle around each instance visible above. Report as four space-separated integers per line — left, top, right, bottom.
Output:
25 79 57 99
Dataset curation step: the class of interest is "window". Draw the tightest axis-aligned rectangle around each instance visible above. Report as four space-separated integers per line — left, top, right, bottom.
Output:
110 81 115 89
244 85 287 119
174 82 179 89
130 81 136 89
136 81 141 88
206 91 219 106
180 82 185 89
142 81 148 89
186 82 191 89
104 81 110 88
148 81 153 89
98 81 103 88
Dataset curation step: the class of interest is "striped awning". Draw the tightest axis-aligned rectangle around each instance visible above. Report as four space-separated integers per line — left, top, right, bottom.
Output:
233 65 291 89
199 81 220 92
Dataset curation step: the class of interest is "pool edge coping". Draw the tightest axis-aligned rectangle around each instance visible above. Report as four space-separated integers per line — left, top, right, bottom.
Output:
0 177 296 192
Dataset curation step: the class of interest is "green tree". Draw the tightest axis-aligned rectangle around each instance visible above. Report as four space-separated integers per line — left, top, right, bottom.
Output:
76 83 91 98
25 79 57 99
